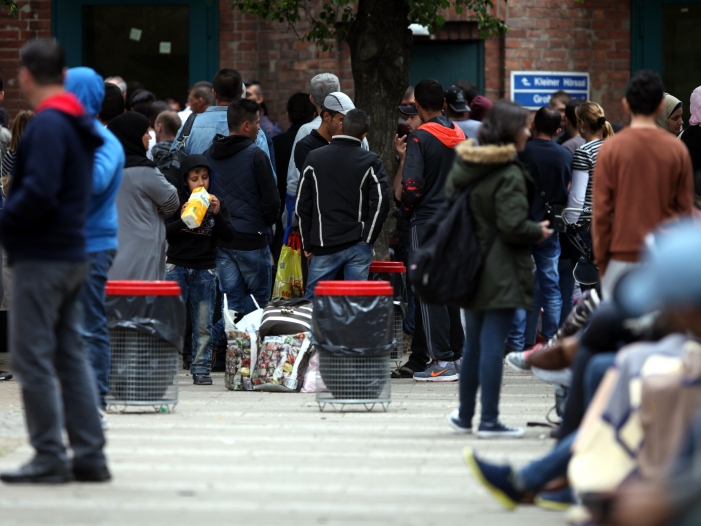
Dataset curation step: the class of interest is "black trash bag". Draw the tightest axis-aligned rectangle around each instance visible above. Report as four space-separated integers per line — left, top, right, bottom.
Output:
106 294 185 402
106 294 186 352
312 294 393 400
369 271 408 317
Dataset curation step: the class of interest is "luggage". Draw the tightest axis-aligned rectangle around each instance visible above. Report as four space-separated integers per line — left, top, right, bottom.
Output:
259 298 313 337
224 331 257 391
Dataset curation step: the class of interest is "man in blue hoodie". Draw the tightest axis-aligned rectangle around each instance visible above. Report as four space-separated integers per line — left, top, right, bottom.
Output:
65 67 124 424
0 40 110 484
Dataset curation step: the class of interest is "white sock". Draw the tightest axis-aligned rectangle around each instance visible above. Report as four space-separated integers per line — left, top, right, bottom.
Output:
437 361 449 368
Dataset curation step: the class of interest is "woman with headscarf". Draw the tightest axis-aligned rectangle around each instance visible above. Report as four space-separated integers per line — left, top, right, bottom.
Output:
656 93 684 136
107 112 179 280
680 86 701 207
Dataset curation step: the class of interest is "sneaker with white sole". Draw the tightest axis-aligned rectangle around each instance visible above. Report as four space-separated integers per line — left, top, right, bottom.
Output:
98 408 109 431
477 421 525 439
505 351 531 373
447 409 472 434
413 362 458 382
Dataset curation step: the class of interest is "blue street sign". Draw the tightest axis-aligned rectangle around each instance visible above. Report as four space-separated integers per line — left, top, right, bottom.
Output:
510 71 590 109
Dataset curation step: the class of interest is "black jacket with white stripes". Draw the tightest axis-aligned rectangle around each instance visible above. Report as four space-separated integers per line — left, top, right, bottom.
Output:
295 135 390 255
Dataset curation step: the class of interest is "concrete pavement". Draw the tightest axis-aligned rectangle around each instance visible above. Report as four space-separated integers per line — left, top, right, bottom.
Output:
0 352 565 525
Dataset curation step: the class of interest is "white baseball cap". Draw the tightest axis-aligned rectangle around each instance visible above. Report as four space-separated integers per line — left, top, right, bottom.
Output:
322 92 355 115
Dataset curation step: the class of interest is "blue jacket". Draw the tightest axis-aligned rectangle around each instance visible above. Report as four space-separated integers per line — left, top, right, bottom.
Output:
0 93 103 263
172 105 276 180
66 67 124 253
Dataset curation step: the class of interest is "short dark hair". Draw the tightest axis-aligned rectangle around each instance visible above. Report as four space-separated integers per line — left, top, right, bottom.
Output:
533 106 562 136
227 99 259 132
549 90 571 107
626 70 665 116
478 99 529 146
0 108 8 128
565 99 584 128
213 68 243 103
129 89 156 116
342 109 370 139
414 79 444 112
20 39 65 86
287 92 317 126
100 82 125 124
192 80 212 90
191 85 214 106
147 100 170 124
454 81 479 104
155 110 182 137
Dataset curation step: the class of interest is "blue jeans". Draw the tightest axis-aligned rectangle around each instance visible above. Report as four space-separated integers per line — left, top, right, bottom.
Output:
518 352 614 491
80 249 116 410
459 308 516 425
304 243 374 299
166 264 218 375
559 257 575 326
216 246 272 315
506 309 527 351
525 235 562 345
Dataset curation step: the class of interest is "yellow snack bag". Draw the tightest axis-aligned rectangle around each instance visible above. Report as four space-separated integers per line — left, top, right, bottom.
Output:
181 187 211 228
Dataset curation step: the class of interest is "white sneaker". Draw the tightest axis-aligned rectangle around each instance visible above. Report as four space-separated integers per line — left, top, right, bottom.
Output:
505 351 531 373
447 409 472 434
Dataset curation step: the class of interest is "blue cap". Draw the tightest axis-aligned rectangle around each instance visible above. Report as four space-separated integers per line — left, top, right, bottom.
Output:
615 221 701 317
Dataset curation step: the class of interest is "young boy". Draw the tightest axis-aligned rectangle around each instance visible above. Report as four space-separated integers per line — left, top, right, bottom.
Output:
165 154 235 385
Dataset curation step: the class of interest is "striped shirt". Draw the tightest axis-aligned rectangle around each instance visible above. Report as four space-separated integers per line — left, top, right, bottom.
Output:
572 139 603 218
1 149 15 179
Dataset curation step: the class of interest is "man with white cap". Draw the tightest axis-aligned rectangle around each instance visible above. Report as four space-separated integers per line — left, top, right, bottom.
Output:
296 107 390 298
293 92 355 175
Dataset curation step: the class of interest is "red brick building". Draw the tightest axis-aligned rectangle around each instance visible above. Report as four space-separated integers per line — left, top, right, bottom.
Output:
0 1 698 129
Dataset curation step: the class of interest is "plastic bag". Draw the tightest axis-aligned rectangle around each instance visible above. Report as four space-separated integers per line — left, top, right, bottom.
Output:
252 333 312 392
301 349 322 393
272 232 304 299
222 294 262 391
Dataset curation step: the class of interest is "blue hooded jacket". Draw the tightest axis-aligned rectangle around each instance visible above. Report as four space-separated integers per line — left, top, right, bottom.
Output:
65 67 124 253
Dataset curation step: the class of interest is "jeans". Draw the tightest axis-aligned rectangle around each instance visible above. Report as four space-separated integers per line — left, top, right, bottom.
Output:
304 242 374 299
525 235 562 346
11 261 105 468
166 264 217 375
559 257 575 326
459 308 516 425
216 246 272 315
506 309 527 351
80 249 116 410
518 351 614 490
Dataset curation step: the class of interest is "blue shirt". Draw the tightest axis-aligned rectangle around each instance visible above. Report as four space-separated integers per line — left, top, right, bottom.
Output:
172 106 276 180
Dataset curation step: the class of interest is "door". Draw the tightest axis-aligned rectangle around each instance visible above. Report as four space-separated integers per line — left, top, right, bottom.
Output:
632 0 701 123
410 41 484 94
52 0 218 103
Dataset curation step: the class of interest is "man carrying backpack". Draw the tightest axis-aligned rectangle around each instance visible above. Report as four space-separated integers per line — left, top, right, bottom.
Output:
401 79 466 382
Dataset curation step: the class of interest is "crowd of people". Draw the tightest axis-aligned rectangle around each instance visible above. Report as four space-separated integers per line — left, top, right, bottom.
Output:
0 36 700 526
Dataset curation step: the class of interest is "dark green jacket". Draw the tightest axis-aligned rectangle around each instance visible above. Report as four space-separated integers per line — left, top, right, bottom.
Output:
445 140 543 311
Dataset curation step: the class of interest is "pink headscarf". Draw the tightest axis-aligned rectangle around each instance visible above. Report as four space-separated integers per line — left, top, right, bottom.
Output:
690 87 701 126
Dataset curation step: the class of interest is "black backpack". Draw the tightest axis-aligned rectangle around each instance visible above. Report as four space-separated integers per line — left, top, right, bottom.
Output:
156 113 197 190
408 182 495 308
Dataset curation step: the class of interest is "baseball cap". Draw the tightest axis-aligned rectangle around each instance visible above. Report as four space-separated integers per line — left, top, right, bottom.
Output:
444 85 470 113
398 103 418 116
615 221 701 317
322 92 355 115
469 95 493 122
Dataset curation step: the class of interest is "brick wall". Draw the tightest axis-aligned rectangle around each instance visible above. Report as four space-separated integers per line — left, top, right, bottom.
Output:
493 0 631 124
0 0 631 128
0 1 52 119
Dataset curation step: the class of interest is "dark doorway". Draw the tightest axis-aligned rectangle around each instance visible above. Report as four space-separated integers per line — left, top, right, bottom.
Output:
83 5 189 102
662 3 701 124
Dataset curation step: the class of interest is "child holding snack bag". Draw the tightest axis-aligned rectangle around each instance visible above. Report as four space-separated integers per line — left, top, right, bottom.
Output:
165 154 235 385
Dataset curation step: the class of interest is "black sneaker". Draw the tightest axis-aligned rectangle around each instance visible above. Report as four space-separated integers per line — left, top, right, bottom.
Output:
73 464 112 483
0 370 13 381
1 458 72 484
192 374 213 385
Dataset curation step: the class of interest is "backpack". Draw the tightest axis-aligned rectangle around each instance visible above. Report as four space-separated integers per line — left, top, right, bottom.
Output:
156 113 197 190
408 182 495 308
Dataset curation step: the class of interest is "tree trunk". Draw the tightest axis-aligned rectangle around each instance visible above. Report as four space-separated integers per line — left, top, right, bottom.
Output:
346 0 412 261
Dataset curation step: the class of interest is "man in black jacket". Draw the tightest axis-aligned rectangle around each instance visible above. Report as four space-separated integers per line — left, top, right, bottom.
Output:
205 99 280 315
401 79 466 383
296 109 390 298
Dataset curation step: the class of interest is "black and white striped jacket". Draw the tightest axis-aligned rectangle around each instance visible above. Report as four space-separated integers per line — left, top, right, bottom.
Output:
295 135 390 254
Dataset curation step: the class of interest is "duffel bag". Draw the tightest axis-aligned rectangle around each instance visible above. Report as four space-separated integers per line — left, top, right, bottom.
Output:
259 298 312 337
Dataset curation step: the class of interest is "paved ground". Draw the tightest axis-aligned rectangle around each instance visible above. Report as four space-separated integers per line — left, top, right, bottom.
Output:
0 352 565 525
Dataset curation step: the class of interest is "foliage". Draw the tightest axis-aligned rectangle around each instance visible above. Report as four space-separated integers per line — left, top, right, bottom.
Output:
1 0 19 17
234 0 507 50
